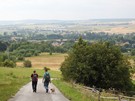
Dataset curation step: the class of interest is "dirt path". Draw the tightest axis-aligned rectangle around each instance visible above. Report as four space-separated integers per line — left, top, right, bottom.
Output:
8 79 69 101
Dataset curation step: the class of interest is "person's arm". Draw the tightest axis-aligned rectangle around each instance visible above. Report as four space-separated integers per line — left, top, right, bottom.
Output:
42 74 45 83
49 73 51 83
31 74 33 81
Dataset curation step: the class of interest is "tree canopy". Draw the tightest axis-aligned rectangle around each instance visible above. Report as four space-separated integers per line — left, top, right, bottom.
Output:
61 37 133 91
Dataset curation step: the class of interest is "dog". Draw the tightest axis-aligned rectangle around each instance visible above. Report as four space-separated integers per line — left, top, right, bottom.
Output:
50 88 55 93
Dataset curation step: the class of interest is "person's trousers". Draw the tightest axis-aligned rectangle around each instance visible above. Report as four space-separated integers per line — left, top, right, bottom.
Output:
44 82 49 93
32 81 37 92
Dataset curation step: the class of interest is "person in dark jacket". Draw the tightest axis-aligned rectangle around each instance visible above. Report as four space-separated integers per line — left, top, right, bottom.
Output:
31 70 38 92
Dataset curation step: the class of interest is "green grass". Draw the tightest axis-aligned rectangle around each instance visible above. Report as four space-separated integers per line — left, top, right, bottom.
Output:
52 79 129 101
52 79 97 101
0 67 61 101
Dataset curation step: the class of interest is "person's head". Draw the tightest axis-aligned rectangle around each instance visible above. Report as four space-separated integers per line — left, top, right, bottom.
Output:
44 67 48 72
33 70 36 73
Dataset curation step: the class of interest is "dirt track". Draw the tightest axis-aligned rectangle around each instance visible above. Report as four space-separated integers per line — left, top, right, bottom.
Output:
8 79 69 101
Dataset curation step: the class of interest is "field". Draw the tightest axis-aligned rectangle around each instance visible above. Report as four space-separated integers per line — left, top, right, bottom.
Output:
20 22 135 34
17 53 67 70
1 19 135 36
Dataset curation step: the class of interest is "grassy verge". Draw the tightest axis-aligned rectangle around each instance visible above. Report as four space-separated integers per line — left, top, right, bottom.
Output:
52 79 127 101
52 79 97 101
0 67 60 101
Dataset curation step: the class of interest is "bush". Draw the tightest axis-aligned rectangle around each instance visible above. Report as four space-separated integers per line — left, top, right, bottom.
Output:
3 59 16 68
23 60 32 68
49 52 52 55
34 51 39 56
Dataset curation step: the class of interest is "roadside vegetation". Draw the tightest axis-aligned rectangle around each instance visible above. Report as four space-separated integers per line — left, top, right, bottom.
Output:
53 78 135 101
53 79 96 101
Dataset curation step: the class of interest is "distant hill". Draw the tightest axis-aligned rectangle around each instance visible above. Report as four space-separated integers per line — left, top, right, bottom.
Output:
0 19 135 25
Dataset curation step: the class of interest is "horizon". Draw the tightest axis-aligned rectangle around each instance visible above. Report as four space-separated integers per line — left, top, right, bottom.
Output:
0 18 135 22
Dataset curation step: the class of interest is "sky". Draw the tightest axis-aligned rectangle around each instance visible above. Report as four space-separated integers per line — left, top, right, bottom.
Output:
0 0 135 20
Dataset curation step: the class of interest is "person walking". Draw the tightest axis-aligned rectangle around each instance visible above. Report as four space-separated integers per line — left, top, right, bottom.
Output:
31 70 38 92
42 67 51 93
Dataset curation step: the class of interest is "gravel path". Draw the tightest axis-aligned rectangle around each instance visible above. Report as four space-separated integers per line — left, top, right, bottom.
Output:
8 79 69 101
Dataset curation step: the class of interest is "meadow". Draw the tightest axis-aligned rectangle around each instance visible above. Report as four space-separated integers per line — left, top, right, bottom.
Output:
17 53 67 70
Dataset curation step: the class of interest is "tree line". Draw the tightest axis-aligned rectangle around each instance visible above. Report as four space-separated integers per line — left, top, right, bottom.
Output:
1 31 135 56
0 40 74 67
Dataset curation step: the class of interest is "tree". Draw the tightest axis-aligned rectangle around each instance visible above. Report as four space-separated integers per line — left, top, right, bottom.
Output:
0 41 7 52
61 37 133 91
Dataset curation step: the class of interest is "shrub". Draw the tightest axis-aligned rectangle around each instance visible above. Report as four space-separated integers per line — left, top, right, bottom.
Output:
23 60 32 68
49 52 52 55
34 51 39 56
3 59 16 68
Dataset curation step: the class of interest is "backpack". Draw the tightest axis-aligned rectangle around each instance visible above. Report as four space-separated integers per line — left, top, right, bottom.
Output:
45 73 50 83
32 74 38 81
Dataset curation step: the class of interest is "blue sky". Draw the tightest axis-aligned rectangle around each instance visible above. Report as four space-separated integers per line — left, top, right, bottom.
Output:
0 0 135 20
